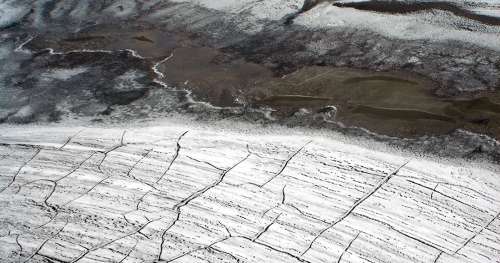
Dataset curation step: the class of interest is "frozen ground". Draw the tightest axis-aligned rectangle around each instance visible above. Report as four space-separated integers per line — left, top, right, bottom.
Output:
0 119 499 263
294 2 500 51
1 2 500 261
168 0 500 50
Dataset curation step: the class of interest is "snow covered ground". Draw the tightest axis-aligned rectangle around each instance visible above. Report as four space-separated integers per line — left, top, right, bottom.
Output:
167 0 500 50
294 3 500 51
0 119 499 262
1 1 500 262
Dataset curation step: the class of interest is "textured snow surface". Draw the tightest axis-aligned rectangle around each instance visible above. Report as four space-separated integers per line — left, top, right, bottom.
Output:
472 7 500 18
0 121 499 262
169 0 303 20
163 0 500 50
294 3 500 51
0 0 31 29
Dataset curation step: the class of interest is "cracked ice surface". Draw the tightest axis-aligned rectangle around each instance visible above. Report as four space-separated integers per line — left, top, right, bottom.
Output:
0 121 499 263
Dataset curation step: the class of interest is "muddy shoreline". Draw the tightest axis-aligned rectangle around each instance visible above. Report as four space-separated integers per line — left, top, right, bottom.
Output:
20 23 500 140
6 29 498 162
1 0 500 161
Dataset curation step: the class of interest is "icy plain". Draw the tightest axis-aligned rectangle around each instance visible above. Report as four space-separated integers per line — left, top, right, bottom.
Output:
1 0 500 262
0 120 499 263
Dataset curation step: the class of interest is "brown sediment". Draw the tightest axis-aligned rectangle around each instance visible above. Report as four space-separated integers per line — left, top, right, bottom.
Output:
352 105 456 123
132 36 154 43
332 1 500 26
63 36 107 42
157 48 500 138
259 95 332 104
157 47 274 107
450 97 500 113
31 25 186 58
342 76 419 85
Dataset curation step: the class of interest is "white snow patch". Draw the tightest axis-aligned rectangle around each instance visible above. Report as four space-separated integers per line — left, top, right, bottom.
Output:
12 105 33 118
69 0 90 19
104 0 137 18
41 67 88 81
50 1 77 19
169 0 303 21
0 0 30 28
472 7 500 18
32 0 52 28
294 4 500 51
113 70 146 91
307 39 340 55
169 0 259 13
0 45 10 59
